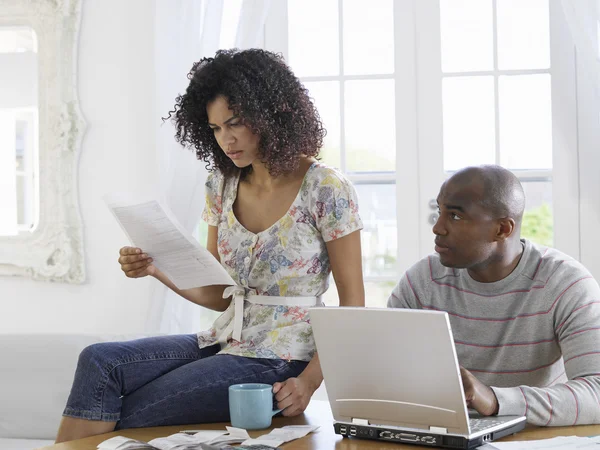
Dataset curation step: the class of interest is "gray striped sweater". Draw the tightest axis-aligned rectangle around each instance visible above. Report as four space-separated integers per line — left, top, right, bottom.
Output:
387 239 600 426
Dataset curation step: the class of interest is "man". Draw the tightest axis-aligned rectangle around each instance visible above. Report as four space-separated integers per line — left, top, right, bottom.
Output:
388 165 600 426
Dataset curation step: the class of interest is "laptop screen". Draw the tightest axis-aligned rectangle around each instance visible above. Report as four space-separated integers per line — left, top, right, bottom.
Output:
309 307 472 435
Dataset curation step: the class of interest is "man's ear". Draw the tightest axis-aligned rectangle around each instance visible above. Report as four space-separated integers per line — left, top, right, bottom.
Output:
495 218 516 241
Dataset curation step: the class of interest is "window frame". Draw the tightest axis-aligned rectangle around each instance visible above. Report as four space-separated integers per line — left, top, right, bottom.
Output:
265 0 581 279
266 0 403 284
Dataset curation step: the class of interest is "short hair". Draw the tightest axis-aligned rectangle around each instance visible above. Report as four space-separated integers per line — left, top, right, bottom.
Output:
452 165 526 223
165 49 326 178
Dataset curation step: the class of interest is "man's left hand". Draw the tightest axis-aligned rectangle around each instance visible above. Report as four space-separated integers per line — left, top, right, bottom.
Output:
272 377 316 417
460 367 499 416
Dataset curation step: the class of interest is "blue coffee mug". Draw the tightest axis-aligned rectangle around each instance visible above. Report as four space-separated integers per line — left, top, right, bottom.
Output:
228 383 282 430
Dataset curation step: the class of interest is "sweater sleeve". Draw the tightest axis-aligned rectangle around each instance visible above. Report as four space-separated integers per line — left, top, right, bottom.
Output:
492 275 600 426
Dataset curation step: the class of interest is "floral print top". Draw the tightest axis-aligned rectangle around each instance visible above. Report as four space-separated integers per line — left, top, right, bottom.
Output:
198 162 363 361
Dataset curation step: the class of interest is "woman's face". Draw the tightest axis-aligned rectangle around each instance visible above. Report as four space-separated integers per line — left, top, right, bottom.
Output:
207 96 260 168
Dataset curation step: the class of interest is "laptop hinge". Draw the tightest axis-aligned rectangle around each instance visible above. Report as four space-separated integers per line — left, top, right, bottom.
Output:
352 418 370 425
429 426 448 434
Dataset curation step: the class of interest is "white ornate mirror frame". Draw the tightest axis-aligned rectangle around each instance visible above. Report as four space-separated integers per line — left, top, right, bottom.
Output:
0 0 86 283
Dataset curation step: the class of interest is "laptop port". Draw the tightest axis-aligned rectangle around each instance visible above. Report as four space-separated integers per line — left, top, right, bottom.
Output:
399 433 419 442
422 436 436 444
350 426 357 436
482 433 492 442
339 425 347 434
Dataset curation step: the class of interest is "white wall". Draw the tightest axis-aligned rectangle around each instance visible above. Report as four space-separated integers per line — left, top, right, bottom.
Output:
576 0 600 280
0 0 162 334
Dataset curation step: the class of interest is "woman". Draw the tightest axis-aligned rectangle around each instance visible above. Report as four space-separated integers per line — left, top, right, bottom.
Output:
56 49 364 442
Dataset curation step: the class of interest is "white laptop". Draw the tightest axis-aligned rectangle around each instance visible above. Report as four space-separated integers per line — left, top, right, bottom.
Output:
309 307 526 449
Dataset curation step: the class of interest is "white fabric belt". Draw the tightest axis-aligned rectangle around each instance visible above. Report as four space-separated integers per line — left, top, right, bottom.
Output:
217 285 320 347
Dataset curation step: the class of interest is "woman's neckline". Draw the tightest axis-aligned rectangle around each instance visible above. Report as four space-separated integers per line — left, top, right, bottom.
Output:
230 161 319 236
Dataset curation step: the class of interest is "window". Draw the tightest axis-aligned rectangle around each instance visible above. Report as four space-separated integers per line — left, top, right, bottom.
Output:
439 0 554 246
286 0 398 307
261 0 576 304
266 0 561 305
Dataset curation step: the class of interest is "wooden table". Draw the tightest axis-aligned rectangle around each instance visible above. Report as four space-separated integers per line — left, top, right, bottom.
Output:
41 400 600 449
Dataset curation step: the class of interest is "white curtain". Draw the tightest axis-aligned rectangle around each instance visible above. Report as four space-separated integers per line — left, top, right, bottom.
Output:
559 0 600 107
146 0 273 334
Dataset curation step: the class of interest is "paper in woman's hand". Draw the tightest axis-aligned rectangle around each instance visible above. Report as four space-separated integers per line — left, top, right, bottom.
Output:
104 192 235 290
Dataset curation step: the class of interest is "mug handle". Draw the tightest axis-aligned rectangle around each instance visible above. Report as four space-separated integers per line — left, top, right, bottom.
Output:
271 388 282 415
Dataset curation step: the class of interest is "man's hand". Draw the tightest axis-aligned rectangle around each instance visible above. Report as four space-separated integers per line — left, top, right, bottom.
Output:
460 367 499 416
272 377 317 417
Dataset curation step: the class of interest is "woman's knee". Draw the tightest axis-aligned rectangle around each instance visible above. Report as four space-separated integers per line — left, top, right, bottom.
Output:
76 342 122 374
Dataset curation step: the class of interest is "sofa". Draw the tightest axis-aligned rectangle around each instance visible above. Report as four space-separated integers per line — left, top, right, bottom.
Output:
0 333 330 450
0 334 150 450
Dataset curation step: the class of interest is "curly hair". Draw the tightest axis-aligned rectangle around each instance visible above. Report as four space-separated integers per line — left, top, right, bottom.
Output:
165 49 326 178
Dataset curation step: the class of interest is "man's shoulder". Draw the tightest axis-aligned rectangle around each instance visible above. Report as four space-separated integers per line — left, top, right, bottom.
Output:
405 253 457 284
524 240 591 284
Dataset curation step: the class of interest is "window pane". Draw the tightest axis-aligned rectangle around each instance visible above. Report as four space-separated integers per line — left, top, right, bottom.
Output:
440 0 493 72
304 81 341 169
497 0 550 70
345 79 396 172
288 0 339 76
521 179 553 247
443 76 495 171
356 184 398 279
343 0 394 75
499 74 552 169
322 280 397 307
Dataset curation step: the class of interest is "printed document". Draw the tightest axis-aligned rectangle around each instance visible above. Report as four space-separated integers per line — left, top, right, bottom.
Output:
104 193 236 290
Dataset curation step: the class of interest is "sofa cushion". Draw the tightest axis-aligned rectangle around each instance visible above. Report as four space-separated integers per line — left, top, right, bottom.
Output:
0 438 54 450
0 333 153 440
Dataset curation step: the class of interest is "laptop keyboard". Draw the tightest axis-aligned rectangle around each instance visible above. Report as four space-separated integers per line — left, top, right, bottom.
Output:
469 417 512 433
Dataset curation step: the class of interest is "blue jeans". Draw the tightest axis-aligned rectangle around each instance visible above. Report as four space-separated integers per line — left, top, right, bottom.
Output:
62 335 308 429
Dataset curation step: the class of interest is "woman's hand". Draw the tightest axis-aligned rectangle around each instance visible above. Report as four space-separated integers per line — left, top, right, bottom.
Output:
118 246 156 278
273 376 318 417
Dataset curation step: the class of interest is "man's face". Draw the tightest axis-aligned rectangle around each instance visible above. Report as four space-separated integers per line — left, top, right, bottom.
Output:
433 179 499 269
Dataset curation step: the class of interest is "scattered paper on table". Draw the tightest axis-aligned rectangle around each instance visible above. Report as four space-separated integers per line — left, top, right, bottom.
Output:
97 424 319 450
97 436 155 450
149 430 229 450
242 425 320 447
478 435 600 450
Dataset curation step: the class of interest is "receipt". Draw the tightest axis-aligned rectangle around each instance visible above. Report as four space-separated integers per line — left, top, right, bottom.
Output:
148 431 228 450
241 425 320 447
